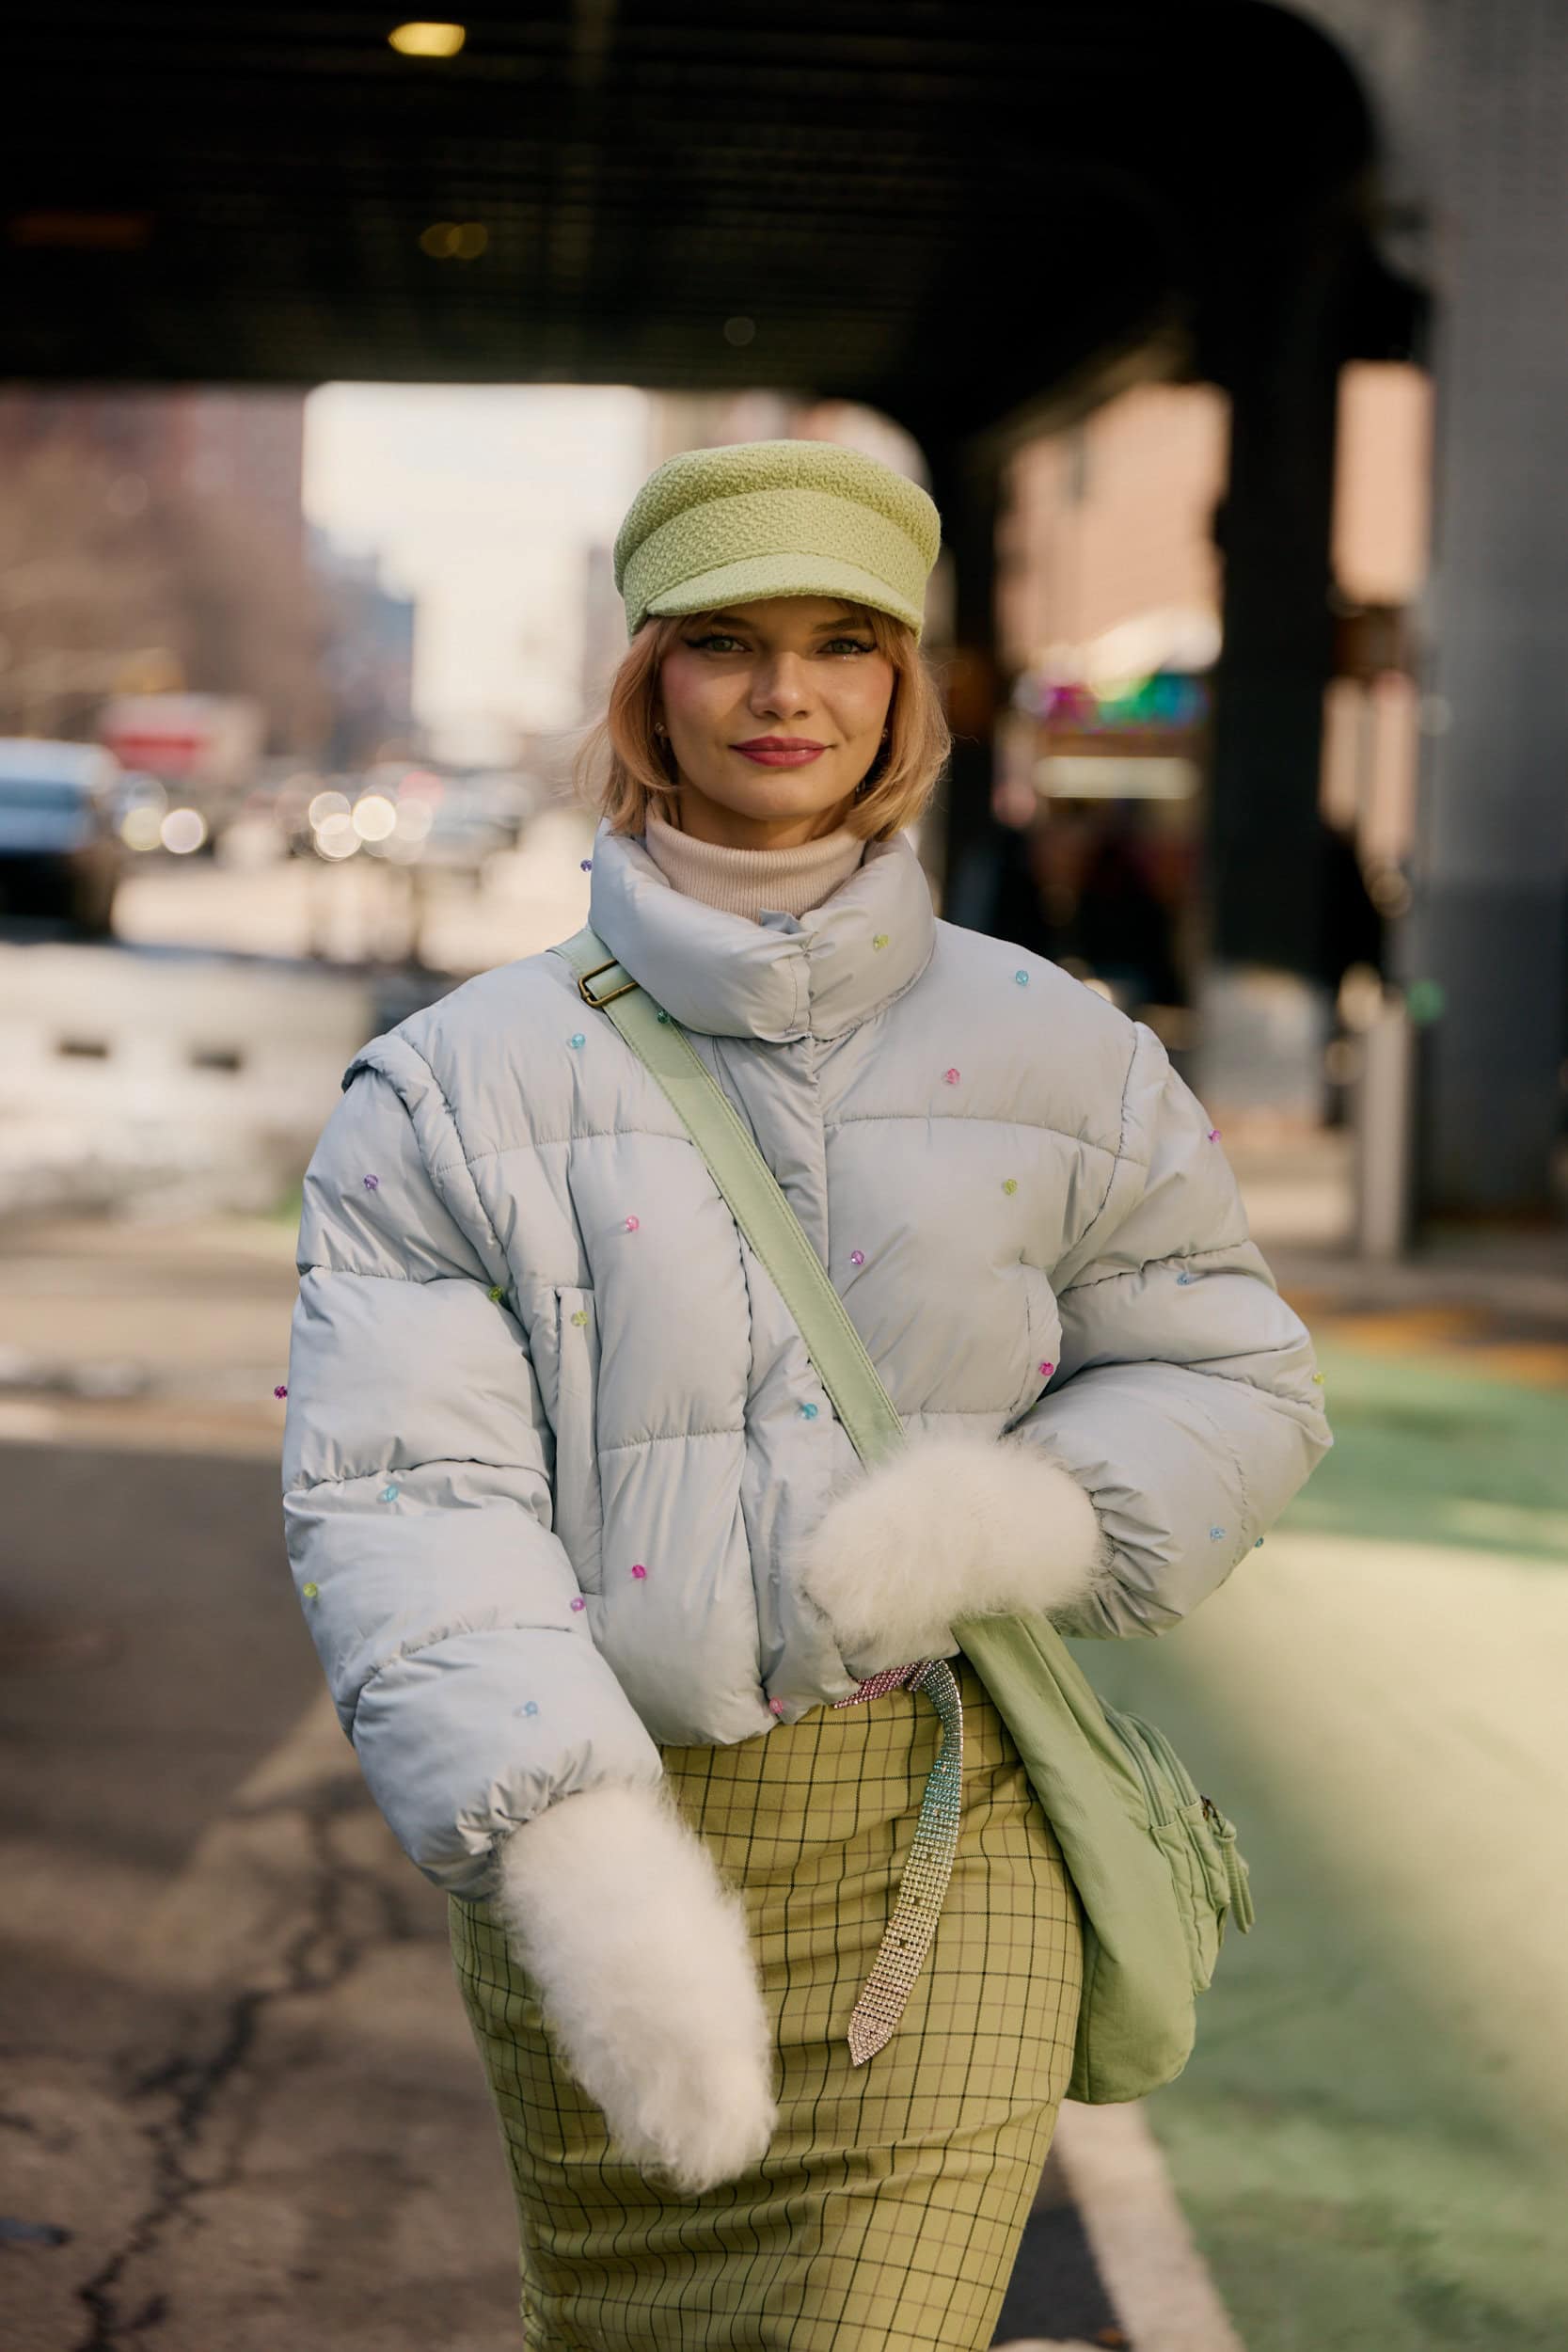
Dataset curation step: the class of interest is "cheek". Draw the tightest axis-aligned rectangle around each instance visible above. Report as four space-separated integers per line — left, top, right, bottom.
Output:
832 660 895 739
658 654 730 733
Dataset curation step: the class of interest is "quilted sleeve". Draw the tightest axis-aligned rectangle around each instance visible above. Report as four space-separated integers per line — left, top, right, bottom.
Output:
1013 1020 1332 1638
281 1044 662 1896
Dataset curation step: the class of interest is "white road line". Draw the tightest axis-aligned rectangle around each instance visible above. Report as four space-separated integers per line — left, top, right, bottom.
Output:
1048 2100 1246 2352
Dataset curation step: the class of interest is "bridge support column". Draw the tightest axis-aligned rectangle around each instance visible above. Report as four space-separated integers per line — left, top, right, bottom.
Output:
1399 16 1568 1219
925 439 1003 908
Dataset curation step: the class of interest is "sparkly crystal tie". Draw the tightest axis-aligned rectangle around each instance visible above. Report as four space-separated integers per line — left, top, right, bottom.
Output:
836 1659 965 2065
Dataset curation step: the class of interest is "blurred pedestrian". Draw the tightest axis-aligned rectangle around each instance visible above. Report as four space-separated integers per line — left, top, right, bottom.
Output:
951 799 1184 1016
1315 816 1388 1124
281 440 1328 2349
1075 817 1183 1009
944 801 1058 956
1310 814 1386 994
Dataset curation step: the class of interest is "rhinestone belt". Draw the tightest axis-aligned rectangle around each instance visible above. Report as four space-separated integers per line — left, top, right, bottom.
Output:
833 1659 964 2064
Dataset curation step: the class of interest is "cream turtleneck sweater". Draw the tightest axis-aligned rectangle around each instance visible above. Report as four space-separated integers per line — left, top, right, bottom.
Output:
642 809 866 922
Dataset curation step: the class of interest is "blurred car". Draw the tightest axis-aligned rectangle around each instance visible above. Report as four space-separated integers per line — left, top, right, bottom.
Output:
0 738 122 934
110 771 214 861
414 782 514 877
98 691 262 849
460 768 541 848
284 765 520 880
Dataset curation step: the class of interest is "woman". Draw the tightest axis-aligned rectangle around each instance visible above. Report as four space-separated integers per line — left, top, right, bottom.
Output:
283 439 1329 2350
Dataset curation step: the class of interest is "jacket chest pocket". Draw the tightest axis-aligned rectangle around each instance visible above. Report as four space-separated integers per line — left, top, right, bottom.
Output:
531 1286 604 1590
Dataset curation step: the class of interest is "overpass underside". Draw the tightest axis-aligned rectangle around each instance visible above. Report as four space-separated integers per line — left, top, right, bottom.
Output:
13 2 1559 1226
4 4 1386 410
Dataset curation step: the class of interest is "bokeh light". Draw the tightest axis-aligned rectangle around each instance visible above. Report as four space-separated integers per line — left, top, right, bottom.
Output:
351 792 398 842
313 812 360 860
119 804 165 851
388 23 467 58
419 220 488 261
159 807 207 855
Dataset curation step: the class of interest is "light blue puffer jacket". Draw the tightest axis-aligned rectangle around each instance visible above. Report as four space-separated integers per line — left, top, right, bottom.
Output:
283 824 1330 1896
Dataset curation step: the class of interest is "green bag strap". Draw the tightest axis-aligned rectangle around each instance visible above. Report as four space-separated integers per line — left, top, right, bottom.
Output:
552 924 906 1468
554 925 1115 1736
553 922 1108 1719
553 924 1216 2106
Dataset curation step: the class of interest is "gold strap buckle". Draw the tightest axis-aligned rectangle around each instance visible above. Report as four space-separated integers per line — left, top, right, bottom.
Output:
577 958 637 1009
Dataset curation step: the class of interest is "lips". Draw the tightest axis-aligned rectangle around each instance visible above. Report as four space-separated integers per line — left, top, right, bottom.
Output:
733 737 828 768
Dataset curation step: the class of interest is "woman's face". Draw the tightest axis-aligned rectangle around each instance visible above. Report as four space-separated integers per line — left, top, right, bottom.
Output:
655 596 895 849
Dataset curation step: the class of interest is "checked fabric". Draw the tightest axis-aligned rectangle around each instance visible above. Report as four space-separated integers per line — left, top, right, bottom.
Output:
451 1660 1084 2352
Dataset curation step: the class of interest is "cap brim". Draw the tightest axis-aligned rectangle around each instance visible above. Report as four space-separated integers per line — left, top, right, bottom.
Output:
642 550 925 638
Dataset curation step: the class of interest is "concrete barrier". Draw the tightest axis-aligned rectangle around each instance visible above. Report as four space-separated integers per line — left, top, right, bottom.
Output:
0 943 376 1218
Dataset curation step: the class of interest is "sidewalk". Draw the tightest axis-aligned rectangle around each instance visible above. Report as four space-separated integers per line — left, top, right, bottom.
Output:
1227 1115 1568 1342
4 1146 1566 2349
1088 1518 1568 2352
1082 1191 1568 2351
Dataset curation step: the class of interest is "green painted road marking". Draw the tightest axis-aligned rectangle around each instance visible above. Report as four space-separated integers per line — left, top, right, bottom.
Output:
1285 1338 1568 1563
1077 1527 1568 2352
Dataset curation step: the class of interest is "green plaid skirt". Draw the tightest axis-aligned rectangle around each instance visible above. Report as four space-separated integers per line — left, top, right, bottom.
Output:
450 1658 1083 2351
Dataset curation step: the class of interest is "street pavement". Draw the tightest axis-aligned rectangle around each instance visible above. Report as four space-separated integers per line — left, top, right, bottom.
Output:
1094 1518 1568 2352
1 1437 528 2352
3 937 1566 2347
1095 1288 1568 2352
0 1220 1130 2351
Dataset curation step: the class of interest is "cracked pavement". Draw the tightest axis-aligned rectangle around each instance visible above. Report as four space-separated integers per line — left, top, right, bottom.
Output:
0 1225 1131 2352
1 1364 524 2350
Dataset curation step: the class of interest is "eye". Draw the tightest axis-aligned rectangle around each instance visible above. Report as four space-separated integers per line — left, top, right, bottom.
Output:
820 636 876 657
684 632 748 654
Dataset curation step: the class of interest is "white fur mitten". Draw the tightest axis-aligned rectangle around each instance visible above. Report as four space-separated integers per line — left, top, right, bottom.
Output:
492 1783 776 2193
798 1431 1107 1676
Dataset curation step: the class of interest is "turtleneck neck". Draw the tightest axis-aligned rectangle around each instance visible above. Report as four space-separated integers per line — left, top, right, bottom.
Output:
641 808 866 923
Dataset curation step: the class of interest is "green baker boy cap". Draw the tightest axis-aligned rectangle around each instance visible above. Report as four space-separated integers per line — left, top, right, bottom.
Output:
614 440 942 640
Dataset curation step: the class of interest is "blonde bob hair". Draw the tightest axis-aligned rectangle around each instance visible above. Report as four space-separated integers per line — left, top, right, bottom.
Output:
577 604 951 842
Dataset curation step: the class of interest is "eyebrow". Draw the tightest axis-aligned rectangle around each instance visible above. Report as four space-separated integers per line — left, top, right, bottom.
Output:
698 609 867 631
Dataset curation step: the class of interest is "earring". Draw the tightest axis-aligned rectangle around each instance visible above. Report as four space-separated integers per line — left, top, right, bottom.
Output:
653 719 668 737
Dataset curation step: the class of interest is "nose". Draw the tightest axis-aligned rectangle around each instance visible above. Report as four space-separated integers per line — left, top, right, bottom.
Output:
748 652 813 723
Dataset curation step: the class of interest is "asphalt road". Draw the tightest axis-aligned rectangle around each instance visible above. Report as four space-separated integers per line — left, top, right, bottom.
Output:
0 1422 1127 2352
0 1438 532 2352
7 994 1565 2351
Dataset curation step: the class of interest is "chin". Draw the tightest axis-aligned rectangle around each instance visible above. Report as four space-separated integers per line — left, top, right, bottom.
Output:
711 765 856 824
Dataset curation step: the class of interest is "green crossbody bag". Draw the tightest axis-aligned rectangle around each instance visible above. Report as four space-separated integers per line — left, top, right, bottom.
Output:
554 923 1256 2105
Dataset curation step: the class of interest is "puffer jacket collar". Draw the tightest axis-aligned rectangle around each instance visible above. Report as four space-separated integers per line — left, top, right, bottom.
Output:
586 818 936 1042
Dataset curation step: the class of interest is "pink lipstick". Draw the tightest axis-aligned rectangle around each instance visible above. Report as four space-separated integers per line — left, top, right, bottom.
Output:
733 737 828 768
